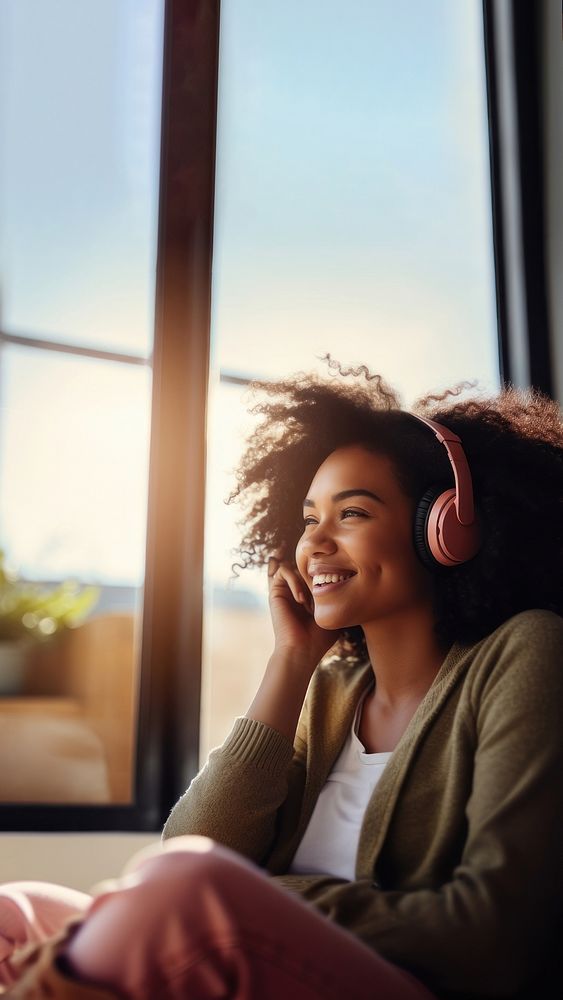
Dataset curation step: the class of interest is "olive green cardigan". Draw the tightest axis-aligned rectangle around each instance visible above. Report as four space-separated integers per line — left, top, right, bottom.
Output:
163 609 563 999
5 610 563 999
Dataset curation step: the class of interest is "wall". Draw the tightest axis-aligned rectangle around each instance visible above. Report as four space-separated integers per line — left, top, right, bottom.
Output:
0 834 160 892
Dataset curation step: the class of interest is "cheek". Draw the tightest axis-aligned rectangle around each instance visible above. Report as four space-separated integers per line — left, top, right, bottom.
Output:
394 535 430 592
295 535 307 572
368 526 419 574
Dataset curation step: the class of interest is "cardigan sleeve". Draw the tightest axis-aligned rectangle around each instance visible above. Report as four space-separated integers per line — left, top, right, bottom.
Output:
273 618 563 998
161 712 308 864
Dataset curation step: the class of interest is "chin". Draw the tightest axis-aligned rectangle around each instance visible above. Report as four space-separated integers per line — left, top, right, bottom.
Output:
314 610 353 631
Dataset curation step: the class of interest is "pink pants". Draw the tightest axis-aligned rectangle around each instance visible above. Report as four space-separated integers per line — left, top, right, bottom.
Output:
0 836 437 999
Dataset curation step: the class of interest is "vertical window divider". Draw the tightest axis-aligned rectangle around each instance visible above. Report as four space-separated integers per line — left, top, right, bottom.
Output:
136 0 220 828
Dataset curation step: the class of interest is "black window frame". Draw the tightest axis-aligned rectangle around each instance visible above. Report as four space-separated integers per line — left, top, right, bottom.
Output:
482 0 553 395
0 0 556 831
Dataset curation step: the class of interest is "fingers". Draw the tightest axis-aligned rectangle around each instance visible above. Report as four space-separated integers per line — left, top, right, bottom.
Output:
267 556 309 607
267 555 281 578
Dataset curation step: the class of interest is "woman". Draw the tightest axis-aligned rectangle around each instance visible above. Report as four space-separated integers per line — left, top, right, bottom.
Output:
3 358 563 999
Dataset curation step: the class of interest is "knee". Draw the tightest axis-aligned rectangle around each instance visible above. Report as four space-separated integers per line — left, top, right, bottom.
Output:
124 836 253 904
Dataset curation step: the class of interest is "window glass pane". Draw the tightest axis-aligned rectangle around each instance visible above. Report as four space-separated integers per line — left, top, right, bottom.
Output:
0 347 150 804
0 348 151 585
201 381 273 755
0 0 164 358
201 0 499 760
0 0 163 805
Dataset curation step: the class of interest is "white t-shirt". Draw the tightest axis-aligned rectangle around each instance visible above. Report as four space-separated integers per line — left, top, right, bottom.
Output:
289 689 393 881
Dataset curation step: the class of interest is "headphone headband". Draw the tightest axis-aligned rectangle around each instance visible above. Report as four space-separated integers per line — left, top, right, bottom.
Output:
409 414 475 524
408 412 480 568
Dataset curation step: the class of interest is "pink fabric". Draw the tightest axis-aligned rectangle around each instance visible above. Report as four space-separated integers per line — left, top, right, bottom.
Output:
0 882 91 988
0 837 437 999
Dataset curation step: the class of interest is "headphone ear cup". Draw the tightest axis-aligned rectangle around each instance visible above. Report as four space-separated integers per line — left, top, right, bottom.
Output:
413 488 441 571
414 486 481 568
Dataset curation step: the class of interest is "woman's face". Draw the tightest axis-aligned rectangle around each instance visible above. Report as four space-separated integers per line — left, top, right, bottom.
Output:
295 444 432 631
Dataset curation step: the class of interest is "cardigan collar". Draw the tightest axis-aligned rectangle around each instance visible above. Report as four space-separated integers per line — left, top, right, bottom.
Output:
355 637 477 877
296 635 478 876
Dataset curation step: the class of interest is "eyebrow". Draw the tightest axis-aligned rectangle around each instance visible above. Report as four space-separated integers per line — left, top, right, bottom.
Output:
303 489 385 508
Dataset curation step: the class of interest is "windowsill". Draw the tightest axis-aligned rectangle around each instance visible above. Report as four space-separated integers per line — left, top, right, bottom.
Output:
0 696 81 714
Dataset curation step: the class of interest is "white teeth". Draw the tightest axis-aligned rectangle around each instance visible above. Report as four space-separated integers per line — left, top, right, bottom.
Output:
312 572 353 587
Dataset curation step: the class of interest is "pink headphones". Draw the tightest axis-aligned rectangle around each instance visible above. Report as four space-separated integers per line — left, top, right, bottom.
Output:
410 414 481 569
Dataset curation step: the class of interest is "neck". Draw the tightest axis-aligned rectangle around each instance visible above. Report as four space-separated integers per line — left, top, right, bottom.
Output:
362 607 449 712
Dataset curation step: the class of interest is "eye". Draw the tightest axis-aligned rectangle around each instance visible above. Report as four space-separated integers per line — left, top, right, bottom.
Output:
302 508 367 526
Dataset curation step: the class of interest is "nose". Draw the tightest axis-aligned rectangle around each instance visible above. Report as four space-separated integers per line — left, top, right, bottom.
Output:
300 520 338 554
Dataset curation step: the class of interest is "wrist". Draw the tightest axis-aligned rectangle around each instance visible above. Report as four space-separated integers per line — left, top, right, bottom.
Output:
270 646 318 676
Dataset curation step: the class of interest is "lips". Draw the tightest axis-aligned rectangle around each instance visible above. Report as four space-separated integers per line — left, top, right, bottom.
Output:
312 573 356 596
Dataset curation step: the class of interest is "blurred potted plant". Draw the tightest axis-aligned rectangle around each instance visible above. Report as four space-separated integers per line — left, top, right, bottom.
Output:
0 550 100 695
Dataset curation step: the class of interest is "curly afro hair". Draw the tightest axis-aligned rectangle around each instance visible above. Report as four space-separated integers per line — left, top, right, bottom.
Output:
226 354 563 660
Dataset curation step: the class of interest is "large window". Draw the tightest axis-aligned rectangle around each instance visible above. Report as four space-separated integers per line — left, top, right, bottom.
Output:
4 0 544 829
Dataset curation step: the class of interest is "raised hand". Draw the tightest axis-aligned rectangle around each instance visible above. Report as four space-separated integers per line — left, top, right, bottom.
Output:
267 555 343 673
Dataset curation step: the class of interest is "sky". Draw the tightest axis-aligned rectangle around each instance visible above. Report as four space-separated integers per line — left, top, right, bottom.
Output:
210 0 498 400
0 0 498 596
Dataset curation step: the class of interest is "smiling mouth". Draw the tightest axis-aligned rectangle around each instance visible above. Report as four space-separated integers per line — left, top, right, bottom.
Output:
313 573 356 595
